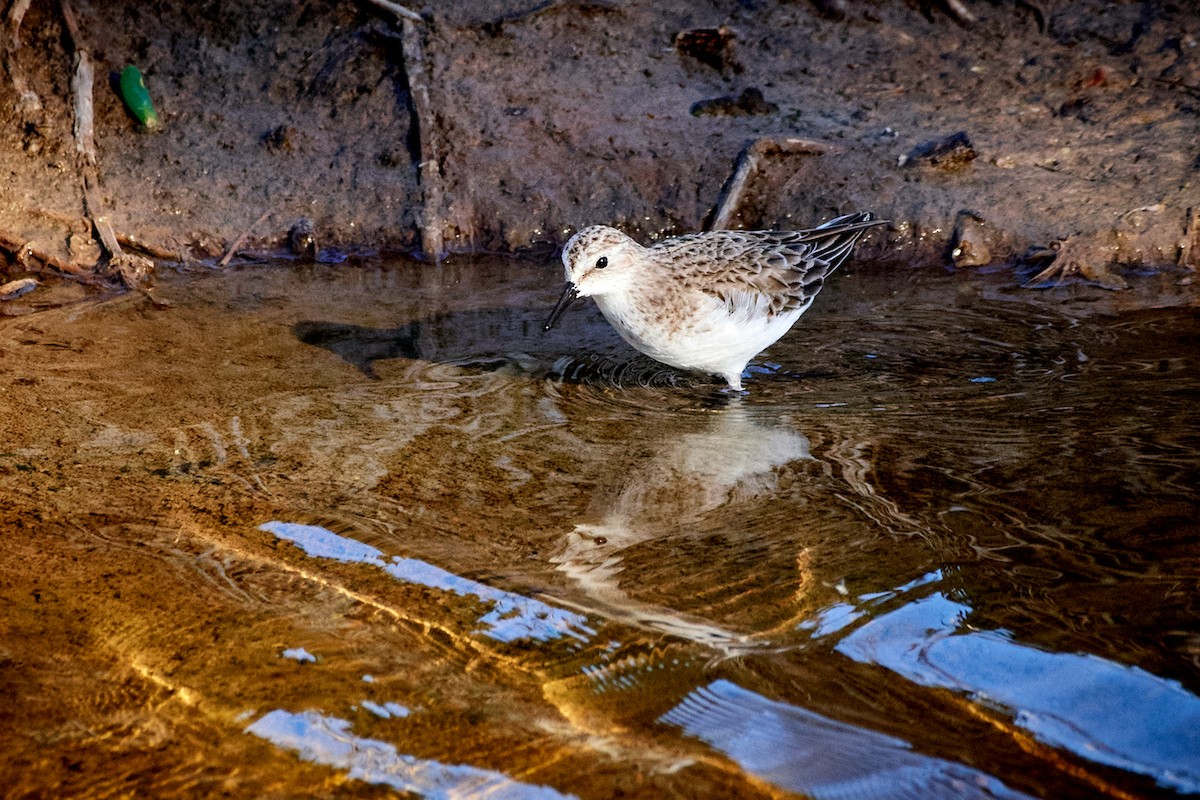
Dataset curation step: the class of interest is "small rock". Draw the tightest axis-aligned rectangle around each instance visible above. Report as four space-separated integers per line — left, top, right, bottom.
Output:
0 277 38 301
67 232 101 266
262 124 295 153
950 211 993 268
289 218 318 260
690 88 778 117
674 25 740 74
103 253 155 289
901 131 977 171
21 124 45 156
1111 204 1180 267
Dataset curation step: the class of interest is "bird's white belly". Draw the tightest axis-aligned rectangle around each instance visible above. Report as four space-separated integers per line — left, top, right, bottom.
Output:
596 294 802 377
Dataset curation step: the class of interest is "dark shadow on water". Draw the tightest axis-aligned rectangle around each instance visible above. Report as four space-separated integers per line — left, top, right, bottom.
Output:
293 308 726 394
294 320 421 378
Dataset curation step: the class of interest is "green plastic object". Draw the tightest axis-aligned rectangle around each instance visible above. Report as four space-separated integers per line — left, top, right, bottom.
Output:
119 65 160 131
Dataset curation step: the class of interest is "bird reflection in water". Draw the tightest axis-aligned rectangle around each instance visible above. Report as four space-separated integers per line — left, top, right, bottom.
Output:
551 403 813 653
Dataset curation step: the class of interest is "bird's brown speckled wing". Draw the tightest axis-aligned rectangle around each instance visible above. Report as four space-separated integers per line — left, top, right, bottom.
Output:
651 213 880 317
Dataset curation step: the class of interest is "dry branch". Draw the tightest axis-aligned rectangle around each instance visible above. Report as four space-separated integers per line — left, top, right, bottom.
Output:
707 137 827 231
70 48 96 163
363 1 445 261
4 0 41 115
1182 207 1200 271
60 0 154 288
400 18 445 261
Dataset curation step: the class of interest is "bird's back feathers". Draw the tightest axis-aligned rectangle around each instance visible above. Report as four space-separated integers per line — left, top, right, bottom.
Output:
649 212 882 317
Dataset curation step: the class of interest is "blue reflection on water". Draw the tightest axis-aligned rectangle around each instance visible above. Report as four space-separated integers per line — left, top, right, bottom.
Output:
281 647 317 664
835 591 1200 792
800 571 943 637
661 679 1031 800
260 521 595 643
796 602 865 637
361 700 410 719
247 709 574 799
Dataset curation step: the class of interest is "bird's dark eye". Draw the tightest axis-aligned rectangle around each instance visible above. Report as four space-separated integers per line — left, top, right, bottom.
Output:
595 256 608 269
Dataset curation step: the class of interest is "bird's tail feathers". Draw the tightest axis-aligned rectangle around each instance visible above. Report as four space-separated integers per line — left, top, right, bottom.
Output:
799 212 886 272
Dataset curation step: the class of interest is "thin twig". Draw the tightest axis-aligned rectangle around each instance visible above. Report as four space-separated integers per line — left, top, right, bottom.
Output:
0 229 98 279
116 233 186 263
360 0 422 23
26 206 89 227
83 182 120 254
218 210 272 267
941 0 978 25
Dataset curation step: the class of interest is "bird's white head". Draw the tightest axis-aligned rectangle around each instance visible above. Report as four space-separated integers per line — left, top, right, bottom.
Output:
561 225 641 297
543 225 641 331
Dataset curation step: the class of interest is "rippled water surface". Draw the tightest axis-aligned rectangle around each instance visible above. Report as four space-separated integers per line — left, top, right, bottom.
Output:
1 258 1197 799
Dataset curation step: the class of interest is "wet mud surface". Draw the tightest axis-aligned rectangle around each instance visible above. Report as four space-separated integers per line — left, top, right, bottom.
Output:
1 0 1198 286
1 257 1198 798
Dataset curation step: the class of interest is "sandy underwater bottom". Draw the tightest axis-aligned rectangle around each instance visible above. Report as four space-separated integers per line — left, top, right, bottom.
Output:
1 257 1198 799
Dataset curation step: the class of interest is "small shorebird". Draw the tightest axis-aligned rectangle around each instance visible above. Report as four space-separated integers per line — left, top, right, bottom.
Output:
543 212 883 390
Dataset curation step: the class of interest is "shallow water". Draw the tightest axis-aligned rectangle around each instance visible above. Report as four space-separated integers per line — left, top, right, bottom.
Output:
1 258 1197 798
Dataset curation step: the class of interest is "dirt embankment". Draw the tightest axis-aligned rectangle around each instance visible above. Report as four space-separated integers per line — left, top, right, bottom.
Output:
0 0 1197 297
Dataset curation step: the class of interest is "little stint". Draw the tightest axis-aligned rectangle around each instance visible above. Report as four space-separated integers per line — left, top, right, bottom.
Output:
543 212 883 390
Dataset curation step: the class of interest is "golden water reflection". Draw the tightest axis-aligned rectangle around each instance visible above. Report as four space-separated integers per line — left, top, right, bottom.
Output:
1 258 1197 798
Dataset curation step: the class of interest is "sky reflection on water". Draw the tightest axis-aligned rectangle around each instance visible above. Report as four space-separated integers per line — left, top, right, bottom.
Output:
833 588 1200 793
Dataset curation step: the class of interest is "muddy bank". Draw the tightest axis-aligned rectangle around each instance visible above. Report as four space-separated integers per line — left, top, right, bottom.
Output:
0 0 1198 293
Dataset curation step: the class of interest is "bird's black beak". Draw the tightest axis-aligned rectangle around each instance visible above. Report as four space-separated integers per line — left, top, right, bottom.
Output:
542 282 579 331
